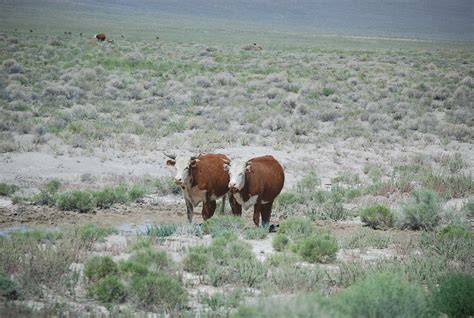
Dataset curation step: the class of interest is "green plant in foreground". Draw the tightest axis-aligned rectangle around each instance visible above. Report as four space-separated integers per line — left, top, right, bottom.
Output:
130 272 187 310
85 256 118 283
56 190 96 212
438 224 470 240
330 272 429 318
292 230 338 263
146 223 178 237
78 224 118 242
272 233 289 251
0 183 19 196
431 272 474 318
202 215 245 237
243 226 268 240
360 204 393 229
399 188 440 230
0 272 20 300
89 274 126 305
94 187 128 209
277 217 313 240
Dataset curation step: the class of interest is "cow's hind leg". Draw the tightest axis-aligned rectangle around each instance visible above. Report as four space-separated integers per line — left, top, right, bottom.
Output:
253 202 262 226
261 201 273 228
185 199 194 223
202 200 217 220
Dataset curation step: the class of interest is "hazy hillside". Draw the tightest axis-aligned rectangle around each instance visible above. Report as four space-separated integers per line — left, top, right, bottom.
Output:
1 0 473 40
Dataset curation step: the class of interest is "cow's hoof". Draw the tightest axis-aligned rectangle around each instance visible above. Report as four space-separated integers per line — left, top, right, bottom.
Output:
269 224 279 233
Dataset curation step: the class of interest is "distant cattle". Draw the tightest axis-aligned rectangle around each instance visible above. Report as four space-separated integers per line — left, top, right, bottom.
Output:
166 153 240 222
227 155 284 226
29 29 33 33
94 33 106 41
80 32 83 37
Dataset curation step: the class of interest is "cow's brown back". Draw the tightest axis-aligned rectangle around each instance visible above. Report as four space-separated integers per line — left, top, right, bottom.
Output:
246 155 284 202
191 153 230 198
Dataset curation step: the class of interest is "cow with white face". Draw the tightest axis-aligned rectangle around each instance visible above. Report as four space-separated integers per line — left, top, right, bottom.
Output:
227 155 284 227
165 153 240 222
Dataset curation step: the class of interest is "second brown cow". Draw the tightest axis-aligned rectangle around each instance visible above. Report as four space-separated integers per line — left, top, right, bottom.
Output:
227 155 284 226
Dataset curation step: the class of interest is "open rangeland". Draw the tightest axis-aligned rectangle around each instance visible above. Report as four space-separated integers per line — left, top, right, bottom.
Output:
0 5 473 317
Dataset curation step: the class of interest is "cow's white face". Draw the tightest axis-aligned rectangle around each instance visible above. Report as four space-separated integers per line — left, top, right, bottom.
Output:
227 160 247 192
166 156 197 186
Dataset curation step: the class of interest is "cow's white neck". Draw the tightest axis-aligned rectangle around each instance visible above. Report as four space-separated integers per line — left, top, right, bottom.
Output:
233 192 258 210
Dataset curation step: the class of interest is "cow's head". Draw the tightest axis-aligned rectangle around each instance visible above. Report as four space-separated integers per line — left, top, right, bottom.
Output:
165 153 199 186
226 159 251 193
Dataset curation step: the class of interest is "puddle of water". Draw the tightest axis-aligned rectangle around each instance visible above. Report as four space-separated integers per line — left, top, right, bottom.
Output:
0 225 30 236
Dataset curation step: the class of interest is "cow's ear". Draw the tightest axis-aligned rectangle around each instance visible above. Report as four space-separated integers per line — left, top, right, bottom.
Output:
166 159 176 166
245 165 252 173
190 159 199 168
223 163 229 171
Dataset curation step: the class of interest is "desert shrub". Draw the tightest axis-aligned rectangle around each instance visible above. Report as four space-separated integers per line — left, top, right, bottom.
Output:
243 226 268 240
330 272 429 318
201 289 245 311
360 204 393 229
146 223 178 237
272 233 289 251
56 190 96 212
234 293 327 318
118 260 149 277
398 188 441 230
85 256 118 283
0 272 20 300
89 274 126 305
33 179 61 206
128 248 171 271
0 183 18 196
265 259 324 293
10 229 63 242
183 245 209 275
421 172 473 199
322 87 335 96
431 272 474 318
278 217 313 240
78 224 118 242
438 224 470 240
184 233 266 287
94 186 128 209
341 228 393 249
202 215 245 237
130 272 187 310
277 217 313 240
292 230 338 263
127 184 146 201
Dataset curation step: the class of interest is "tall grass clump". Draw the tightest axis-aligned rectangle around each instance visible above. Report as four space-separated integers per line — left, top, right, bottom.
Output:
360 204 393 229
292 229 338 263
398 188 441 230
56 190 96 212
183 232 266 287
202 215 246 237
273 217 338 263
32 179 61 206
0 183 19 196
329 272 429 318
431 272 474 318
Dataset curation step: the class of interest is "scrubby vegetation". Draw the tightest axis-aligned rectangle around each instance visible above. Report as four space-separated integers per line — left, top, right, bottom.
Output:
0 6 473 316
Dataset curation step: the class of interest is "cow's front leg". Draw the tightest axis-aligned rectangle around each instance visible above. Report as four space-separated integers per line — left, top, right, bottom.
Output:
202 199 216 221
185 199 194 223
229 194 242 216
261 201 273 228
253 202 262 226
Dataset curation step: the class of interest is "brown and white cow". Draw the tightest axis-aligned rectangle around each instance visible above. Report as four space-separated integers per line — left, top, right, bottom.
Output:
227 155 284 227
165 153 239 222
94 33 106 41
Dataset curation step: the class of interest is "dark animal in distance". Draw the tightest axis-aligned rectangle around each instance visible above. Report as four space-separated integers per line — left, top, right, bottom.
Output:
94 33 106 41
227 155 284 226
29 29 33 33
165 153 240 222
